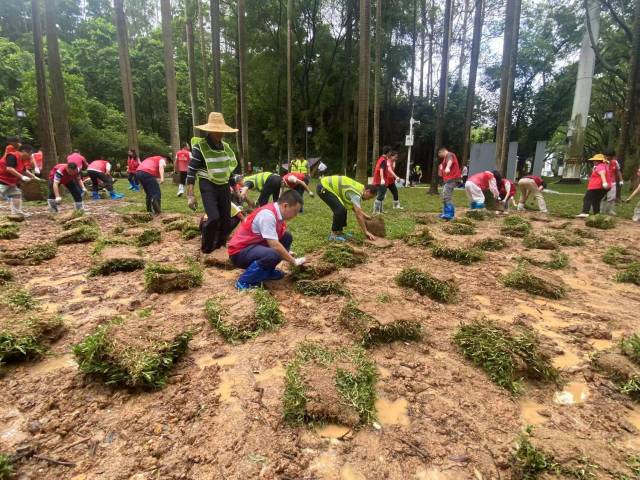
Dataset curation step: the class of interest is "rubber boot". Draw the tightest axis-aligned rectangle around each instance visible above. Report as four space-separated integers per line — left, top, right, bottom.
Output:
9 197 25 217
74 202 85 211
236 261 272 290
128 179 135 190
372 199 383 215
393 200 404 210
266 269 285 281
91 191 101 200
47 199 58 213
110 191 125 200
151 197 161 215
438 203 448 219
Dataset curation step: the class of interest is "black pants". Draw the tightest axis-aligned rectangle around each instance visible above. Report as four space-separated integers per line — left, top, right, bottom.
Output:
48 180 83 202
581 188 608 214
199 178 231 253
317 184 347 232
257 175 282 206
128 173 138 186
88 171 113 192
616 180 621 201
179 171 187 185
376 183 398 201
135 171 161 214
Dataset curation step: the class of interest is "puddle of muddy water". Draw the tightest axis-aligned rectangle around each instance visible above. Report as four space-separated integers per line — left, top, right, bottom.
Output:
375 398 410 427
552 349 582 369
195 353 238 369
554 382 589 405
519 399 548 425
30 353 76 375
316 424 352 439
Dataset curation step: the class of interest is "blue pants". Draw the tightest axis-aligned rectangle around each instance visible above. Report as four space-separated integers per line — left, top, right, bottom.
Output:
135 171 161 213
229 232 293 270
48 180 82 202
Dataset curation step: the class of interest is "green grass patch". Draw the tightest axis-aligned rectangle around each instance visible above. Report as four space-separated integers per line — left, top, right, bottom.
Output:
181 224 200 240
431 243 484 265
144 261 203 293
465 209 492 221
0 267 13 285
512 427 561 479
571 227 598 239
0 223 19 239
404 227 436 247
322 244 367 268
91 237 130 256
164 218 200 240
55 225 100 245
0 241 57 266
0 453 13 480
522 233 559 250
62 215 97 230
503 264 566 299
135 228 161 247
395 267 459 303
500 216 533 238
519 251 570 270
473 237 507 251
290 260 337 281
377 292 392 303
615 262 640 285
414 213 440 225
282 342 377 427
89 258 145 276
442 220 476 235
294 279 349 296
548 231 584 247
205 288 283 342
454 319 559 393
121 212 154 224
621 334 640 365
585 214 616 230
73 317 192 389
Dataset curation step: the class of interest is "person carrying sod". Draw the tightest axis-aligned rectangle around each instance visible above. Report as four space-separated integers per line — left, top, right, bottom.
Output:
290 152 310 184
464 170 502 209
186 112 238 253
135 155 166 215
576 154 610 218
281 171 314 211
0 138 39 217
126 149 140 191
498 178 518 213
624 181 640 222
175 143 191 197
228 190 306 290
87 159 125 200
601 149 623 215
316 175 378 241
47 162 83 213
437 146 462 219
516 175 547 213
239 171 282 207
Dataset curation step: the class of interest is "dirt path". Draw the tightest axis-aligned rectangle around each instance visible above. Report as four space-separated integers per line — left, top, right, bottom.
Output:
1 205 639 479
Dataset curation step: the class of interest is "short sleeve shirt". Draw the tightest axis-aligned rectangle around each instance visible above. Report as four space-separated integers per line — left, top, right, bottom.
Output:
347 192 361 208
251 203 283 240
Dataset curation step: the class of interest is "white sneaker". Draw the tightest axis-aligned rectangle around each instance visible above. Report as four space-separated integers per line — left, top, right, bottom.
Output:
177 185 184 197
575 213 589 218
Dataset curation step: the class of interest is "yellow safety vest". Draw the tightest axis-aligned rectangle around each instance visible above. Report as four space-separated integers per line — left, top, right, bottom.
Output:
291 158 309 174
320 175 364 208
244 172 273 191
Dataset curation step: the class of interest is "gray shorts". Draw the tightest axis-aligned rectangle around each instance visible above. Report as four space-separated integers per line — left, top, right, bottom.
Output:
442 179 459 203
0 183 22 199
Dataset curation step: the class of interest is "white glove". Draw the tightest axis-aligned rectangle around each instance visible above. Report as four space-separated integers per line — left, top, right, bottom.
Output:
21 176 30 182
620 180 624 186
294 257 307 266
602 182 609 190
309 192 315 197
34 167 40 175
444 168 451 175
55 196 62 204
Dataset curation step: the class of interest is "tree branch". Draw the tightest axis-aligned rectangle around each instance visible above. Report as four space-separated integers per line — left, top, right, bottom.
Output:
583 0 626 81
601 0 633 41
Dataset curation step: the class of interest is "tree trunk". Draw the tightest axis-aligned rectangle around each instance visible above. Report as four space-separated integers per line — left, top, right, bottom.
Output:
44 0 71 160
427 0 434 102
287 0 293 163
161 0 181 157
428 0 452 194
461 0 483 166
31 0 57 173
198 0 212 113
410 0 417 106
186 1 199 137
372 0 383 166
114 0 138 153
355 0 371 183
495 0 522 177
341 2 354 175
456 0 470 86
210 0 222 111
237 0 249 170
419 0 426 98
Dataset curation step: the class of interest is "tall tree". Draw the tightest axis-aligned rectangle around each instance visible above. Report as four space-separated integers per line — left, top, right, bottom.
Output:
185 0 199 136
114 0 138 153
160 0 180 156
355 0 371 183
44 0 72 159
460 0 484 166
456 0 470 86
429 0 453 194
31 0 57 172
419 0 426 98
286 0 293 163
210 0 222 111
197 0 212 113
237 0 249 169
341 1 354 174
426 0 434 102
372 0 382 165
495 0 522 176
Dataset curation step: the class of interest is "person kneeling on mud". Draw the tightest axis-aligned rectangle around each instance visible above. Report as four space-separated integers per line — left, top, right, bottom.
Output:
228 190 306 290
464 170 502 209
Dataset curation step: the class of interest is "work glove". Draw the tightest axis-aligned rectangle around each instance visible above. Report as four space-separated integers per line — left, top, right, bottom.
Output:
294 257 306 266
603 182 609 190
620 180 624 185
309 192 315 197
55 196 62 204
21 176 30 182
187 196 197 211
444 168 451 175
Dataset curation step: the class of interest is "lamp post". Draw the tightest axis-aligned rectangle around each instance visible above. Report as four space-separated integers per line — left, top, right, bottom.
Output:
404 117 420 185
305 125 312 160
15 107 27 143
603 111 614 151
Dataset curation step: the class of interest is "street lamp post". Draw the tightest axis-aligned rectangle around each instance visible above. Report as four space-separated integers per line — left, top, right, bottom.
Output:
404 117 420 185
305 125 312 160
603 111 614 151
15 107 27 143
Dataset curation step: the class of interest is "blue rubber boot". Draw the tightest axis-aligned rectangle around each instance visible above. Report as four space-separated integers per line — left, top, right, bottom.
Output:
133 184 140 192
438 204 447 219
236 261 271 290
266 269 285 281
128 179 135 190
91 191 101 200
449 203 456 218
110 191 125 200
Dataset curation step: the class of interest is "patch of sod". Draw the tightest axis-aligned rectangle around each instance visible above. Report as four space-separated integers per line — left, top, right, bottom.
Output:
164 218 200 240
585 214 616 230
290 260 337 281
55 225 100 245
181 224 200 240
571 227 598 239
403 227 435 247
282 342 377 427
473 238 507 251
91 237 130 256
603 246 638 268
465 209 492 221
519 251 569 270
57 209 85 222
0 241 57 266
121 212 154 224
548 221 571 230
454 319 559 393
295 280 349 297
522 233 559 250
365 216 386 237
616 262 640 285
502 264 566 299
205 288 283 342
0 267 13 285
414 213 439 225
442 220 476 235
135 228 161 247
1 287 38 311
592 352 640 401
621 334 640 365
395 267 459 303
548 231 584 247
511 427 563 479
322 244 367 268
144 261 203 293
89 258 145 277
0 223 19 240
0 453 13 480
431 243 484 265
62 215 98 231
500 216 532 238
338 301 422 347
73 317 192 389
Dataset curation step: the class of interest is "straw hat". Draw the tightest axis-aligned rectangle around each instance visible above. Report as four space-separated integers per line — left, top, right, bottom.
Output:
196 112 238 133
587 153 607 163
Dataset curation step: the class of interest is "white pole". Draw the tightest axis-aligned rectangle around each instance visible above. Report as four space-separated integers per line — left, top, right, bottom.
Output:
405 117 414 185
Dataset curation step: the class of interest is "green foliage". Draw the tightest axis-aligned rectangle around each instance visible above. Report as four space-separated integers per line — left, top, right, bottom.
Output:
511 428 561 479
56 225 100 245
0 315 64 366
571 228 598 239
89 258 145 276
503 264 566 299
0 267 13 285
61 215 98 230
181 224 200 240
322 244 367 268
121 212 154 224
473 238 508 251
603 246 629 266
0 223 19 240
395 267 459 303
431 243 485 265
282 342 377 426
144 261 203 293
404 227 436 247
3 288 37 311
442 220 476 235
621 334 640 365
585 214 616 230
135 228 161 247
455 320 559 394
615 262 640 285
0 241 57 266
0 453 13 480
621 377 640 400
294 280 349 297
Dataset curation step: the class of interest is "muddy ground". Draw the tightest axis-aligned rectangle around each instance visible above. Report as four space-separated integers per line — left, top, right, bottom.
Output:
1 203 639 480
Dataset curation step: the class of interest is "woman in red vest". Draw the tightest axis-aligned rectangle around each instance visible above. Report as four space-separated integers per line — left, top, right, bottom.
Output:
281 171 314 212
87 159 125 200
126 149 140 191
0 138 39 218
135 155 166 214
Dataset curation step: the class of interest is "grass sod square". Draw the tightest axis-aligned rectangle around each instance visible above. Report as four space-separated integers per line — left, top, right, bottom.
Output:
522 233 559 250
120 212 154 225
134 228 162 247
0 241 57 266
338 301 422 347
441 220 476 235
164 218 200 240
603 246 638 268
615 262 640 285
403 227 436 247
621 334 640 365
0 267 13 285
322 244 367 268
290 260 338 281
592 351 640 401
0 223 20 240
430 243 485 265
91 237 130 256
62 215 98 230
205 288 283 342
73 317 192 389
500 216 533 238
181 224 200 240
365 216 386 237
395 267 459 303
585 214 616 230
294 279 350 297
548 230 584 247
282 342 378 427
89 246 145 276
519 251 569 270
144 261 203 293
55 225 100 245
465 209 493 221
473 237 508 251
571 227 598 239
0 453 13 480
502 263 567 299
454 319 559 394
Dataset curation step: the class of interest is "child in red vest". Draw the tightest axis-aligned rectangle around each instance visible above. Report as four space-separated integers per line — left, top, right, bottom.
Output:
175 143 191 197
87 159 125 200
126 149 140 191
372 147 402 214
498 178 518 212
464 170 502 209
282 171 314 212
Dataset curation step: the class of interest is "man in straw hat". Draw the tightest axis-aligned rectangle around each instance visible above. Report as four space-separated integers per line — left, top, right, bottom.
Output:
576 153 610 218
186 112 239 253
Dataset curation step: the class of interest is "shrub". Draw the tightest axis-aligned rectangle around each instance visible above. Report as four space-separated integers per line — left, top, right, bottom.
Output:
395 267 459 303
522 233 559 250
585 214 616 230
473 238 507 251
431 243 484 265
294 280 349 296
144 261 203 293
503 264 566 299
616 262 640 285
322 244 367 268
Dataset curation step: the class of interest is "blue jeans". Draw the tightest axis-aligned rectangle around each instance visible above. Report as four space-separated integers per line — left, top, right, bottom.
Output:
135 171 161 213
229 232 293 270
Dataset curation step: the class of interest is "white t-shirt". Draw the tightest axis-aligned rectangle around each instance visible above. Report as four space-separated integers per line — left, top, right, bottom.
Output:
251 203 282 240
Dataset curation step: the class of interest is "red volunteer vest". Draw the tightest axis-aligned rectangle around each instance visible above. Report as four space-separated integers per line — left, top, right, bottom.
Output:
66 153 87 170
500 179 516 199
283 172 305 189
0 146 25 186
468 171 493 190
137 156 163 177
373 156 387 186
88 160 109 173
227 203 287 256
175 149 190 172
438 152 462 181
32 151 43 170
48 164 79 185
127 156 140 173
524 175 543 187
